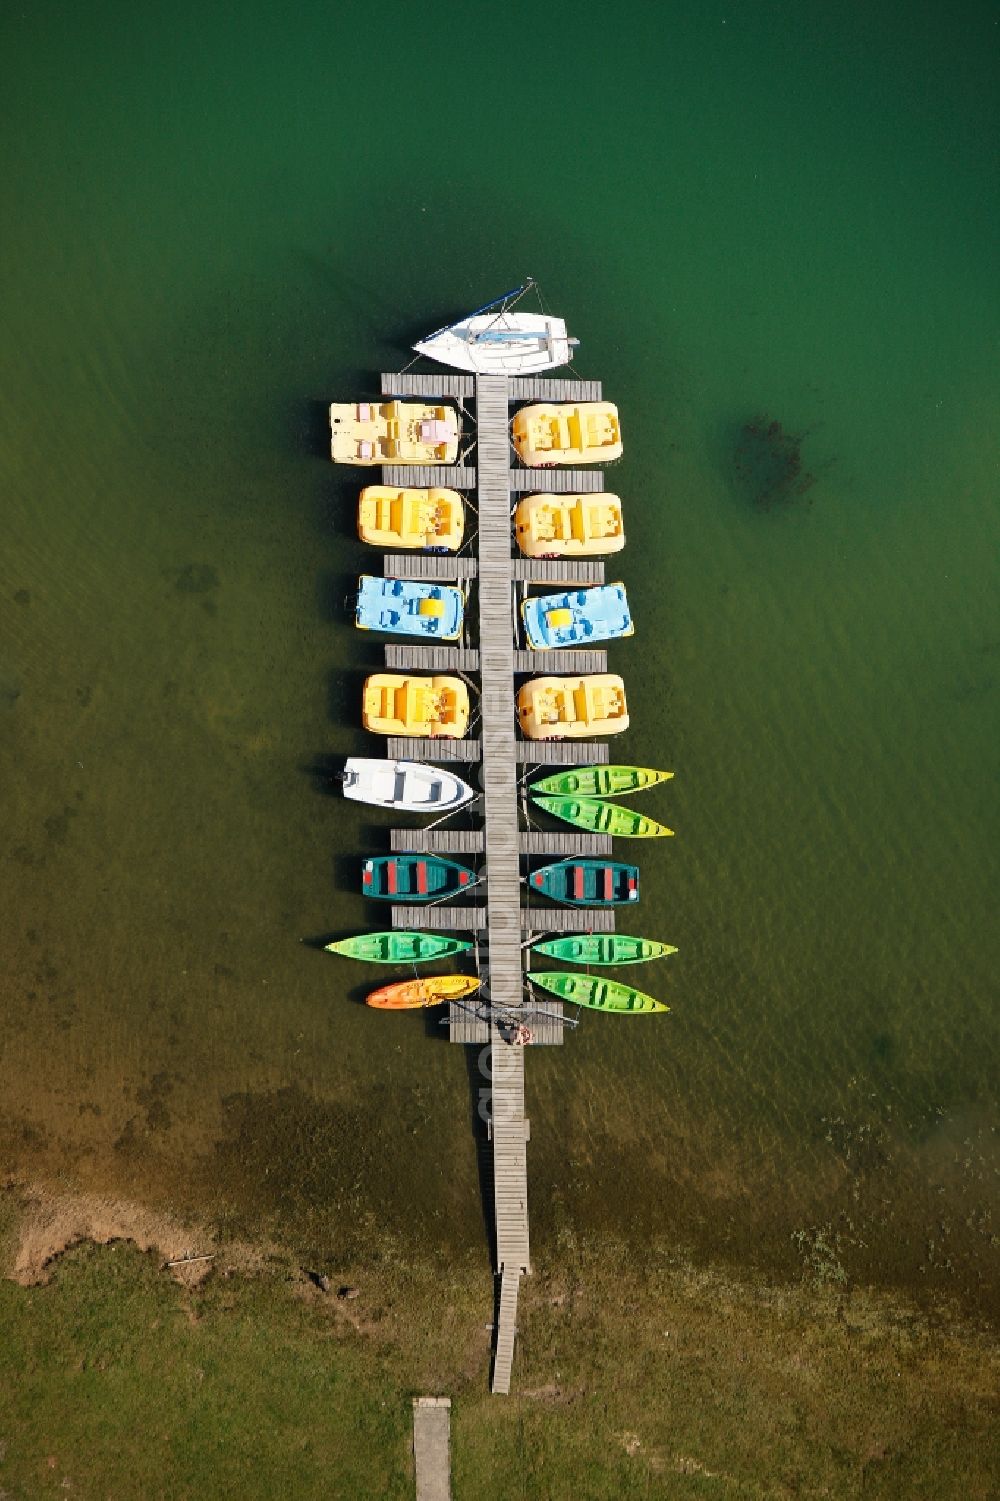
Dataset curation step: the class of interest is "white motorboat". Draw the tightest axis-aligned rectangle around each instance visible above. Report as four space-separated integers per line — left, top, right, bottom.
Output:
412 281 578 375
340 758 475 813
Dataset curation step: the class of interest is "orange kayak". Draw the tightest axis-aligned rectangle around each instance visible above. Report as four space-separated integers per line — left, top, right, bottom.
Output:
366 974 480 1010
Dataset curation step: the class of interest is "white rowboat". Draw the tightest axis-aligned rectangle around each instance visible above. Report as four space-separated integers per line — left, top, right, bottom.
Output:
340 758 475 813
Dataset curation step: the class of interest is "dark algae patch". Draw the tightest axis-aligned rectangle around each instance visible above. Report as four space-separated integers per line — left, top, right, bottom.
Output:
732 412 821 510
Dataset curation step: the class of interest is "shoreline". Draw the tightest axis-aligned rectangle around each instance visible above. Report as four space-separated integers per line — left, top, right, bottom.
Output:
2 1177 997 1497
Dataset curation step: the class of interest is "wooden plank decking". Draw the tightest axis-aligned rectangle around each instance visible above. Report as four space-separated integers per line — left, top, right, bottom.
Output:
520 905 617 933
382 464 476 489
471 375 537 1395
391 903 486 931
518 830 613 855
491 1267 522 1396
374 367 624 1398
382 372 475 399
512 559 606 583
515 740 610 763
513 649 608 673
382 554 478 581
384 644 480 672
386 736 481 762
390 829 485 854
447 997 565 1047
509 468 606 493
508 376 603 401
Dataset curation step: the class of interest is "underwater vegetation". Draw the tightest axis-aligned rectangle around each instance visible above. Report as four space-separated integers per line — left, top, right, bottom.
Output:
734 414 819 510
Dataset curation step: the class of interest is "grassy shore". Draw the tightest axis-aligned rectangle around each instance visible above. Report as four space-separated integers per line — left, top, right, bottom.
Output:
1 1191 996 1499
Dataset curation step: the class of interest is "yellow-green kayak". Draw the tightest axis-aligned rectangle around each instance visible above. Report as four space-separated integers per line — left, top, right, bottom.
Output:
531 794 674 838
528 971 668 1014
531 765 673 798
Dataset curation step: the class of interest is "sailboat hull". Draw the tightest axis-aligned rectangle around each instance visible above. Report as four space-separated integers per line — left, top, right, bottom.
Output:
414 313 573 374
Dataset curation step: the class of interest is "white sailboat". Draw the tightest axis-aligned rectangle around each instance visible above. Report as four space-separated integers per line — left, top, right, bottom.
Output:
412 281 578 375
340 758 475 813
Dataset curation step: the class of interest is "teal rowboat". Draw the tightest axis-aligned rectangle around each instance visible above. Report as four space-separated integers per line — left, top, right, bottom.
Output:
531 934 676 966
528 970 668 1014
531 794 674 839
531 764 673 798
528 859 639 906
361 854 475 901
325 931 472 963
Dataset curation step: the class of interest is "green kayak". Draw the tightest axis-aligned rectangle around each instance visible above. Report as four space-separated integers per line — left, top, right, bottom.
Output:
531 765 673 799
531 934 677 966
528 971 668 1014
531 794 674 839
324 931 472 963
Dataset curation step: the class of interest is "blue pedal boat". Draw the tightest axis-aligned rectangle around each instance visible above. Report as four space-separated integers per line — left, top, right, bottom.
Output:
521 582 633 650
355 575 464 640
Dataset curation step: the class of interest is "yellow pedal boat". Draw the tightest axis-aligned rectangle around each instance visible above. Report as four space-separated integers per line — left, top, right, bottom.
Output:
517 674 629 739
357 487 465 550
329 400 460 465
513 492 624 557
511 402 622 467
362 674 470 738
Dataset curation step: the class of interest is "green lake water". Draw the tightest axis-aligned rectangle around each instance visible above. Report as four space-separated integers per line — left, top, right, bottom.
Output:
1 1 997 1315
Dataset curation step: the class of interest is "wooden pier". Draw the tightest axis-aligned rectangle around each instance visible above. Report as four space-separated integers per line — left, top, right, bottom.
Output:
370 366 613 1396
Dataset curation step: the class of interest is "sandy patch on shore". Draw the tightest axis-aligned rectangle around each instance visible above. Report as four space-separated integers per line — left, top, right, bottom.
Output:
2 1180 264 1288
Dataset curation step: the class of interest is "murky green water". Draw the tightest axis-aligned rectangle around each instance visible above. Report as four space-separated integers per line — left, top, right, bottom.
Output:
2 2 997 1311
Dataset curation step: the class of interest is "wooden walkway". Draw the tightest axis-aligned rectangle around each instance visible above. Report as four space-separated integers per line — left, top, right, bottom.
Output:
513 559 606 584
382 554 478 581
515 740 610 763
384 644 480 672
390 829 485 854
386 736 481 762
518 830 613 855
447 996 565 1046
520 905 616 933
391 903 486 931
383 372 475 399
513 649 608 673
509 376 602 401
509 468 606 493
382 464 476 489
381 371 601 404
374 367 623 1398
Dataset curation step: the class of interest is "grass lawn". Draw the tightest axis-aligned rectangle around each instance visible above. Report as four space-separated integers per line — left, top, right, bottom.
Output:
1 1219 997 1499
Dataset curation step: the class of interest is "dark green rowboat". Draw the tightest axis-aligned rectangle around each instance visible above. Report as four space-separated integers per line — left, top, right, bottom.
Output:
528 970 668 1014
325 931 472 963
531 764 673 798
531 794 674 838
531 934 676 966
528 859 639 906
361 854 476 901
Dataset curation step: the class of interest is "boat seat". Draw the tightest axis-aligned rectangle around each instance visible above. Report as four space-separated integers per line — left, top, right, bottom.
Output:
415 861 429 895
603 867 613 901
387 862 398 895
572 866 585 900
